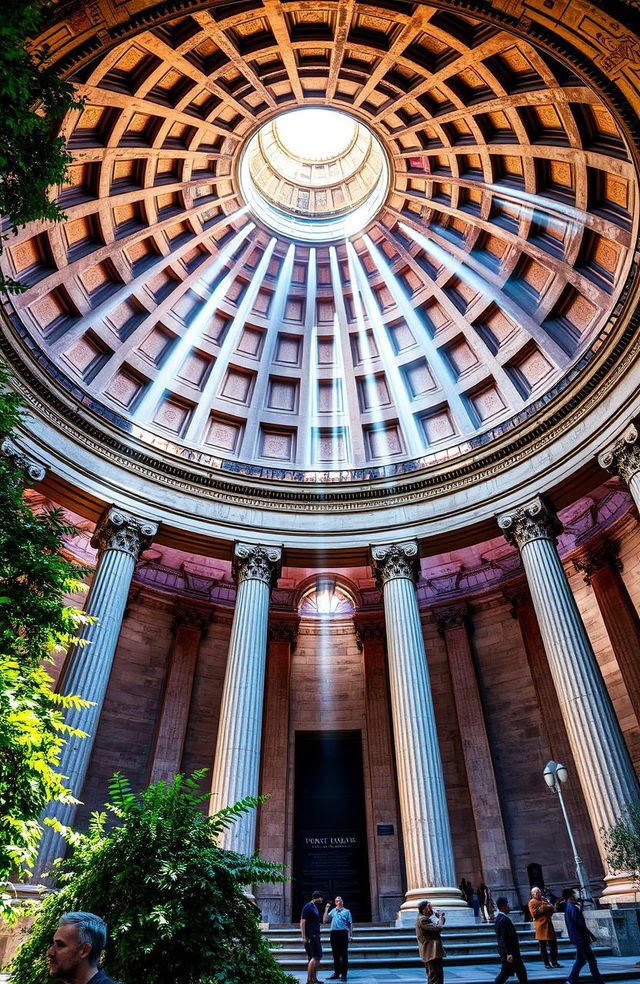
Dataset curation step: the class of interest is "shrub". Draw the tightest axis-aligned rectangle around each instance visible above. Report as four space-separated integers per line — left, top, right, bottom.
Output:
0 364 89 915
603 801 640 888
9 772 296 984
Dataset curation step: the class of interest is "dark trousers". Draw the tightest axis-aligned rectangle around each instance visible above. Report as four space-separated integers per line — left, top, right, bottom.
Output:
540 939 558 966
425 957 444 984
495 955 527 984
330 929 349 978
567 943 604 984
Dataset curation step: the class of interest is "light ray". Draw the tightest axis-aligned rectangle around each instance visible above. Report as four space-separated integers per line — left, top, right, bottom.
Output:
134 221 255 422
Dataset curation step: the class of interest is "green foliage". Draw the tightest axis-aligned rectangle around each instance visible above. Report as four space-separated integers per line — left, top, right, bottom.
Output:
0 363 90 914
9 773 297 984
0 1 83 293
603 801 640 888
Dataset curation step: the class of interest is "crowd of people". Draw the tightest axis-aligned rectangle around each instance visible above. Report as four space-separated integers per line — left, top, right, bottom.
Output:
41 886 604 984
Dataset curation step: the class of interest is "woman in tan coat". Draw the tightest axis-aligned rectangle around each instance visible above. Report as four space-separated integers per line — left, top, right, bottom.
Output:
528 887 560 968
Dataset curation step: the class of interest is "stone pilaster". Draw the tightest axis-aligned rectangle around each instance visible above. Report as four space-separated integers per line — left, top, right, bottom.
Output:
148 604 212 785
356 616 404 922
433 604 514 896
210 543 282 857
370 541 467 922
36 506 158 874
498 496 640 902
598 422 640 509
574 539 640 730
505 586 600 889
255 616 298 924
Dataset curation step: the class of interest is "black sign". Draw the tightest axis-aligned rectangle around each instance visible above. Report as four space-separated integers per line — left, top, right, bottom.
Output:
377 824 394 836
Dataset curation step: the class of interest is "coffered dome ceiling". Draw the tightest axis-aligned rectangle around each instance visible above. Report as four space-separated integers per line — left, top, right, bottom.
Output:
1 0 640 555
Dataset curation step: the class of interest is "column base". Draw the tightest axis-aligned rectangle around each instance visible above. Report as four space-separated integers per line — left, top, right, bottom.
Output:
396 887 474 926
599 872 640 905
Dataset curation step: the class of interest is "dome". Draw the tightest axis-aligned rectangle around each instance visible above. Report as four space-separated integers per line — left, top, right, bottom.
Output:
1 1 639 562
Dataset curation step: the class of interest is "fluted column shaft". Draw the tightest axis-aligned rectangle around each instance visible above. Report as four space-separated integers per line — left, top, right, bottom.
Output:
371 542 466 921
434 606 514 895
499 497 640 899
36 506 158 874
148 606 211 785
210 543 282 857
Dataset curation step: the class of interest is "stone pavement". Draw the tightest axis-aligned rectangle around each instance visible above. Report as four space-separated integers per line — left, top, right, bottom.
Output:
286 955 640 983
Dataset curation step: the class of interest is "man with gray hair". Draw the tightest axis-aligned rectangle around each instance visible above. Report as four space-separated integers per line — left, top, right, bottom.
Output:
46 912 119 983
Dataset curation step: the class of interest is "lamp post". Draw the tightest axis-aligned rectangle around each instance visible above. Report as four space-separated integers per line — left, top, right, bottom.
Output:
543 761 593 906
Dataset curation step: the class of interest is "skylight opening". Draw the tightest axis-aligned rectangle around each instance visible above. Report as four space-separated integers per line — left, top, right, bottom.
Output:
275 108 356 161
238 107 389 243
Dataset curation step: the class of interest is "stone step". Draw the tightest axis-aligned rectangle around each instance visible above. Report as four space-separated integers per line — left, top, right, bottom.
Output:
267 942 611 971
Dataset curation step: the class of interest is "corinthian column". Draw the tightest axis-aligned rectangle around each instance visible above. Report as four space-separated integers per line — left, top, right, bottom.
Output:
210 542 282 856
36 505 158 874
498 497 640 901
370 541 468 924
598 421 640 509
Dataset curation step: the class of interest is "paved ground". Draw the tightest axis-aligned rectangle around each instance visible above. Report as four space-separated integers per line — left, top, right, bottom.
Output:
285 955 640 983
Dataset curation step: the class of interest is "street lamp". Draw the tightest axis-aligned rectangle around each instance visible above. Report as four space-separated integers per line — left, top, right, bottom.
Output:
543 761 593 907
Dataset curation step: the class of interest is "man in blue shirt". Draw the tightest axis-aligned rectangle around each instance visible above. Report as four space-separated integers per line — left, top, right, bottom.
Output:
323 895 353 981
46 912 120 983
300 890 324 984
562 888 604 984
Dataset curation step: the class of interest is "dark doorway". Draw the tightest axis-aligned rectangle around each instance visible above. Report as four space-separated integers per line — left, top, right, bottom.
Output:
292 730 372 922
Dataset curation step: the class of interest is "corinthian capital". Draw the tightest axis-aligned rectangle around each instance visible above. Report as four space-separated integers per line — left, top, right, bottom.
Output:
433 604 469 636
1 436 47 485
370 540 420 587
598 422 640 486
91 506 158 559
233 542 282 589
497 496 562 552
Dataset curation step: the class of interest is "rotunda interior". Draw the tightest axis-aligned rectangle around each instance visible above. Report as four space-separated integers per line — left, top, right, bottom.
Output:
2 0 640 928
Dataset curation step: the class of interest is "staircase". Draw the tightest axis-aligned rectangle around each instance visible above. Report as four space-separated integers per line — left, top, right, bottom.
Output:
264 921 614 974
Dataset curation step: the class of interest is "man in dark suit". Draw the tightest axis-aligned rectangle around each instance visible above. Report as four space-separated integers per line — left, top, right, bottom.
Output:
562 888 605 984
494 897 527 984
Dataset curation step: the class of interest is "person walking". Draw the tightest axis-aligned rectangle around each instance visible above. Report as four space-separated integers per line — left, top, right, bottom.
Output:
562 888 605 984
323 895 353 981
416 899 446 984
494 897 527 984
300 890 324 984
528 887 560 968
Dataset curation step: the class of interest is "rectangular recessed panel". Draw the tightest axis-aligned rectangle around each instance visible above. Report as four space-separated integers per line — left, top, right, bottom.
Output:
268 377 298 412
259 427 296 461
419 407 457 445
220 367 256 405
205 413 244 453
364 422 405 459
236 326 265 357
177 350 212 388
276 333 302 365
153 396 193 435
137 325 176 365
104 367 146 409
403 358 437 398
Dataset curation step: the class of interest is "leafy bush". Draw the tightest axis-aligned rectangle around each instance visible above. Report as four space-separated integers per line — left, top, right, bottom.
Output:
9 773 296 984
0 1 83 293
0 364 90 915
603 801 640 887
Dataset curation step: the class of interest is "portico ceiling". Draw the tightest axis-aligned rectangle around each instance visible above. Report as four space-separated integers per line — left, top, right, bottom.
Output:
2 0 640 560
